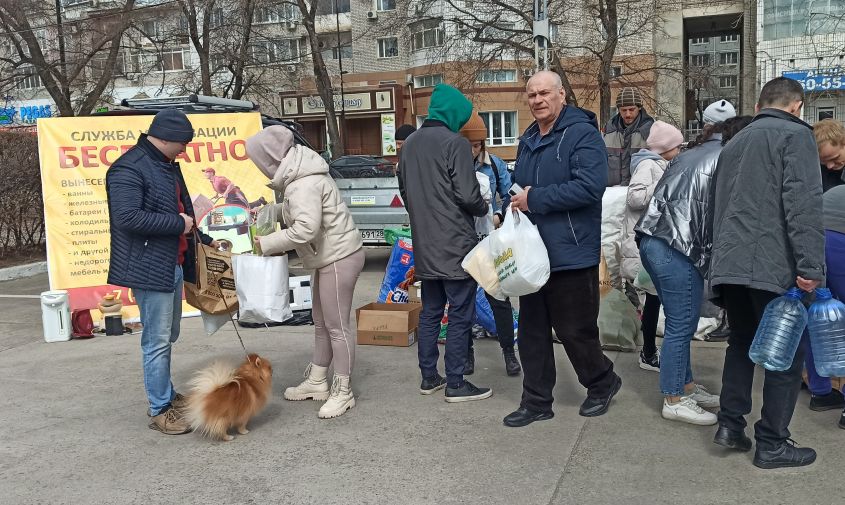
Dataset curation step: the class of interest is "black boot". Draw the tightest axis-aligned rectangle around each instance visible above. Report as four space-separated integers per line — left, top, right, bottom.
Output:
705 311 730 342
503 347 521 376
464 347 475 375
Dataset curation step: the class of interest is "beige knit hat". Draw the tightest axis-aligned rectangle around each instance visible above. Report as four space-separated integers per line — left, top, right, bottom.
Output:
615 87 643 108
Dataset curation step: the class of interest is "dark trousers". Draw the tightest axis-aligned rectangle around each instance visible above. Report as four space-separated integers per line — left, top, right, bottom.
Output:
641 293 661 358
517 266 616 412
418 278 476 388
718 284 807 451
469 293 515 352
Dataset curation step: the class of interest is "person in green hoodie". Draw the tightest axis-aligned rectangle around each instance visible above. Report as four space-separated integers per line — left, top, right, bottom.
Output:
398 84 492 403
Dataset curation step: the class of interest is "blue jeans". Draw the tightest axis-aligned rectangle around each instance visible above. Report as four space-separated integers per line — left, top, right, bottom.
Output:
418 278 476 388
134 265 183 416
803 229 845 395
639 235 702 396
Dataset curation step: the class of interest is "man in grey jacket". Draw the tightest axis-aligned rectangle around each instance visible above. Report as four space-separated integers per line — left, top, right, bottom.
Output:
398 84 492 402
710 77 824 469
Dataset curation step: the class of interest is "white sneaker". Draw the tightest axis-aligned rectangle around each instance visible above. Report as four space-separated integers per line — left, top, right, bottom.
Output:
688 384 720 409
318 374 356 419
662 397 717 425
284 363 330 401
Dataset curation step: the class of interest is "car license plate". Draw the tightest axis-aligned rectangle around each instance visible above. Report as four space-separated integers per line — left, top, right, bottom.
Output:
350 195 376 206
361 229 384 240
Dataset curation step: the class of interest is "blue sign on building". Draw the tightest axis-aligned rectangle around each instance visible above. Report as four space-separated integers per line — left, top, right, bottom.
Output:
0 104 52 125
783 68 845 91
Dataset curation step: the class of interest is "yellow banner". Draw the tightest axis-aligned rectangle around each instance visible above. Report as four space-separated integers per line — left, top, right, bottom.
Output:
37 112 267 320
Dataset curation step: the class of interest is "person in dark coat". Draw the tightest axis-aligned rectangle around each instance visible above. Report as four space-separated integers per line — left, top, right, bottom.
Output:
710 77 824 469
814 118 845 192
602 87 654 186
503 70 622 428
398 84 492 402
106 108 216 435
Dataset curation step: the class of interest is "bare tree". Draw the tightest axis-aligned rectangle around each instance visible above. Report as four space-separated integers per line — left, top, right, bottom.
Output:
0 0 137 117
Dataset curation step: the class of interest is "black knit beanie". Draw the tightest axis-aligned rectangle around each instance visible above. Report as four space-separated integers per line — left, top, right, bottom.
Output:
395 124 417 141
147 108 194 143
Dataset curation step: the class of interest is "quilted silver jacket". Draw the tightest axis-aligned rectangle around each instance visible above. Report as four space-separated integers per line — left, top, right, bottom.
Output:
634 135 722 277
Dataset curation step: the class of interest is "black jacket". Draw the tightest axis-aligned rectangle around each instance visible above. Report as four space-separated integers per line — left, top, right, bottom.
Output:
106 135 211 292
398 120 488 279
710 109 825 297
821 164 845 193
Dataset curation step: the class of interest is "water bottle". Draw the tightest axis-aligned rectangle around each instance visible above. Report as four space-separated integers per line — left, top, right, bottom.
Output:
749 287 807 371
808 288 845 377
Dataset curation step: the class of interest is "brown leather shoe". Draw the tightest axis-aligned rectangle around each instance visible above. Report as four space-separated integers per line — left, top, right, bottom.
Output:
170 393 188 410
148 407 191 435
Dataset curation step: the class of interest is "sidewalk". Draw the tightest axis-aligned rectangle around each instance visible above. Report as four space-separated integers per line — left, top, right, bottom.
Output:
0 249 841 504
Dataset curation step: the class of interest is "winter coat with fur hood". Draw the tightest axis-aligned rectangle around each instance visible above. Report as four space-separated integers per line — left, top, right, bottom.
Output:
247 127 362 270
621 149 667 282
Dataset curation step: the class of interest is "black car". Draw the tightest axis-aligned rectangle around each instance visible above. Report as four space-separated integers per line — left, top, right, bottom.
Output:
329 155 396 178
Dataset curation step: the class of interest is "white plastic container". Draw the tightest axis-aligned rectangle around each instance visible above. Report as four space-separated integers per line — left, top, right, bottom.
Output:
41 290 71 342
289 276 313 311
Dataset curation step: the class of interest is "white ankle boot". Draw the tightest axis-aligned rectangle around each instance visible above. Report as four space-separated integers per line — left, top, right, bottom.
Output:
318 374 355 419
284 363 330 401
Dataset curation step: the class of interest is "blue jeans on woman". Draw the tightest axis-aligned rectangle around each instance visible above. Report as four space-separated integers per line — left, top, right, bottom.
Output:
639 235 703 396
803 229 845 394
134 265 184 416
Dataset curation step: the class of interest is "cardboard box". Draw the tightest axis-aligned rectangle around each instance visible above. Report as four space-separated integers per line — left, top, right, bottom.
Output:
356 302 421 346
408 282 421 304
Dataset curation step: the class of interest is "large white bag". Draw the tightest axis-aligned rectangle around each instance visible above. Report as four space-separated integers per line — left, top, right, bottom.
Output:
488 208 550 298
462 236 505 300
233 254 293 324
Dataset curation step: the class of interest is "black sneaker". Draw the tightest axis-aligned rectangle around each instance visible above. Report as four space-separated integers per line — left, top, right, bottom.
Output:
419 374 447 395
579 374 622 417
753 440 817 469
704 315 730 342
445 381 493 403
503 348 521 376
638 349 660 372
809 389 845 412
713 426 752 452
839 411 845 430
464 348 475 375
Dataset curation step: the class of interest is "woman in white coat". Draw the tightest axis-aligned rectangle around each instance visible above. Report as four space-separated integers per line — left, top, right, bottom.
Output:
246 126 365 419
620 121 684 372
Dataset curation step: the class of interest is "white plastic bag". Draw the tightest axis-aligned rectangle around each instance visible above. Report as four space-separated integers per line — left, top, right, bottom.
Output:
462 236 505 300
488 208 550 297
474 172 494 237
233 254 293 324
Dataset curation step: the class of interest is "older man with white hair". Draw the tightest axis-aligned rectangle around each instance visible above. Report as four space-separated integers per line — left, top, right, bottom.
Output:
504 71 621 427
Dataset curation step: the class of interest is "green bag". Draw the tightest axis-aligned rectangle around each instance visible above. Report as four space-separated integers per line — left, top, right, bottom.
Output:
598 289 642 352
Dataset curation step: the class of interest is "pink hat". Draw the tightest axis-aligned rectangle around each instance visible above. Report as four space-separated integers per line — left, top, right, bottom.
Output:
646 121 684 155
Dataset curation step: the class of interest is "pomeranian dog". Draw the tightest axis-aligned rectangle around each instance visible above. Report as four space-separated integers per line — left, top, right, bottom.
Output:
184 353 273 441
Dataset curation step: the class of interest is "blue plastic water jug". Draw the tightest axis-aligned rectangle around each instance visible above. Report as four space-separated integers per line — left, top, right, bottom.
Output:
807 288 845 377
749 288 807 371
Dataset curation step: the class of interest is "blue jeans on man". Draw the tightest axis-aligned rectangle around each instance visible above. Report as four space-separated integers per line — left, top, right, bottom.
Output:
639 235 703 396
418 278 476 388
134 265 183 416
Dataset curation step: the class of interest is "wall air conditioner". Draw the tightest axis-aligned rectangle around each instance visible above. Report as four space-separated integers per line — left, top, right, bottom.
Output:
367 11 378 20
406 74 414 84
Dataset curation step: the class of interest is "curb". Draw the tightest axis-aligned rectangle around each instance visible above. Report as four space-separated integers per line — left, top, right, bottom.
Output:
0 261 48 282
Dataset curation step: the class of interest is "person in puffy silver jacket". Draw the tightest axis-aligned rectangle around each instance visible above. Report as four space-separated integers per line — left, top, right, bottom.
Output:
634 114 752 426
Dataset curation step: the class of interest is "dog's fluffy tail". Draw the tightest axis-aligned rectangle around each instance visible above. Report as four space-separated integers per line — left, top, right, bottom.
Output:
184 361 237 439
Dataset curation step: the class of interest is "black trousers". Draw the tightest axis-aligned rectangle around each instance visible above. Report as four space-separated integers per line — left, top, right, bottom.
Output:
641 293 661 357
468 293 515 351
517 266 617 412
717 284 806 451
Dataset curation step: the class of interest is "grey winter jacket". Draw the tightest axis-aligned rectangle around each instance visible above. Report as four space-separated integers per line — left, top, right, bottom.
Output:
398 120 488 279
710 108 825 297
635 135 722 277
603 110 654 186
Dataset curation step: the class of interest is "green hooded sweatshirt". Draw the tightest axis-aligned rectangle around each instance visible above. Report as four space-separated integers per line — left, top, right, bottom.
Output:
427 84 473 133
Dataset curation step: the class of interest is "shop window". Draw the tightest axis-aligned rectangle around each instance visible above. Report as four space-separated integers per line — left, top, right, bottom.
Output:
378 37 399 58
479 111 517 146
413 73 443 88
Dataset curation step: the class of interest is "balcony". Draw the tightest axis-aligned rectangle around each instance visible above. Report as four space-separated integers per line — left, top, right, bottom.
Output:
315 12 351 33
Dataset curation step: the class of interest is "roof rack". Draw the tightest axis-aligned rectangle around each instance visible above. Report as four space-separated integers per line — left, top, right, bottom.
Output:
120 94 256 112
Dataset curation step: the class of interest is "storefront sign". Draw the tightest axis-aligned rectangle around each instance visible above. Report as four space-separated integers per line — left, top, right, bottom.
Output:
0 104 52 124
303 93 372 114
381 113 397 156
783 68 845 91
37 113 268 317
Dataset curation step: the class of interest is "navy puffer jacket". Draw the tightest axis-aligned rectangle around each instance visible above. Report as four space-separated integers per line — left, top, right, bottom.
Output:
513 106 608 271
106 135 211 292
